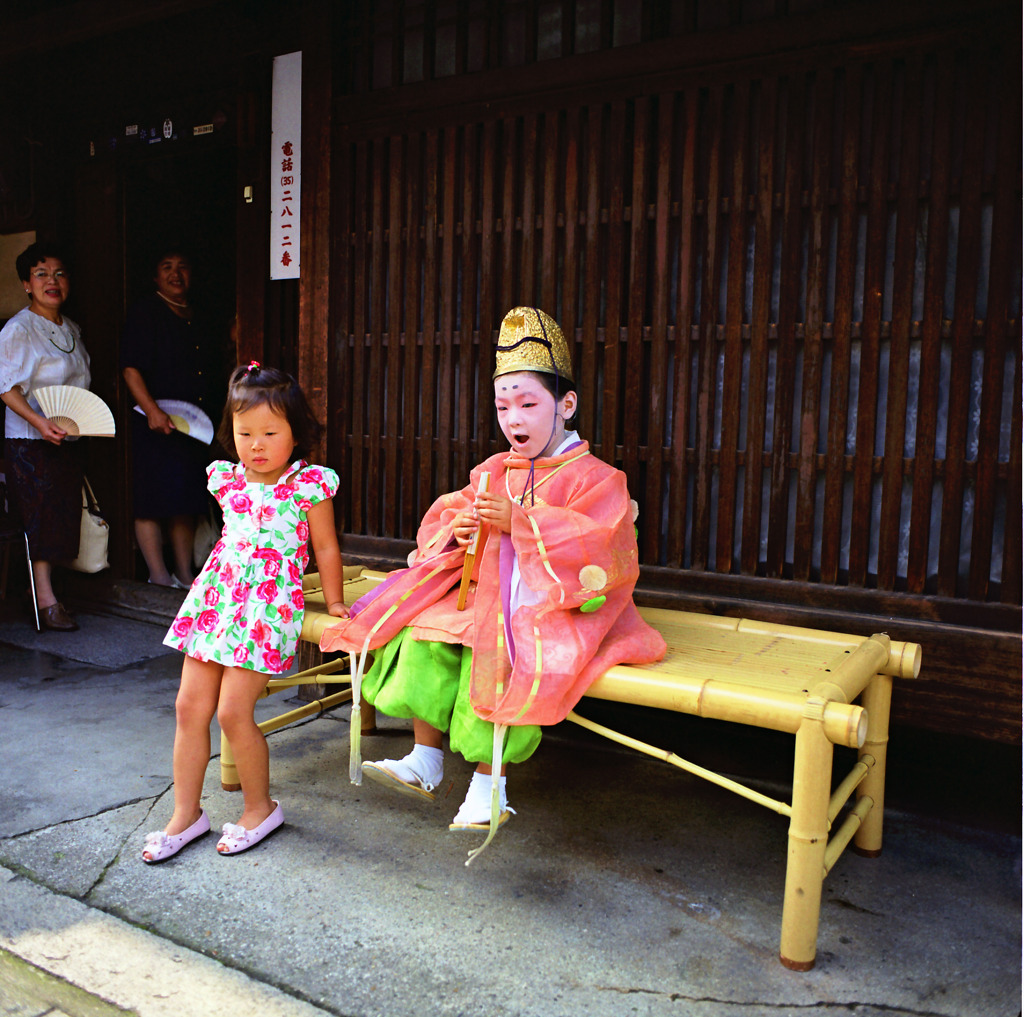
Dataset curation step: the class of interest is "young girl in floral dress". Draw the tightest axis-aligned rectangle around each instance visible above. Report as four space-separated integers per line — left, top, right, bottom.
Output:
142 363 348 863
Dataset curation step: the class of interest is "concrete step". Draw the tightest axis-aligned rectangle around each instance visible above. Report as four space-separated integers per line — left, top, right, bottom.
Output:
61 572 184 626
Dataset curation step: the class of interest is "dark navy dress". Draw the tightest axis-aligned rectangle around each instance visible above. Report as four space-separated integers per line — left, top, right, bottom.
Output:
121 295 224 518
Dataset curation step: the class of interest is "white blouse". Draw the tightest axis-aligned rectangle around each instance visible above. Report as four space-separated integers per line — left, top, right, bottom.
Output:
0 307 91 440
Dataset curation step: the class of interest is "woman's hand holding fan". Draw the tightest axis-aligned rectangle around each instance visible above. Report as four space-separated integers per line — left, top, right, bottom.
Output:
34 386 116 438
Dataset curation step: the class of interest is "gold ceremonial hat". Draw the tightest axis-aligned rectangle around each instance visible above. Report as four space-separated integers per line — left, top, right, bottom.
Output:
493 306 573 383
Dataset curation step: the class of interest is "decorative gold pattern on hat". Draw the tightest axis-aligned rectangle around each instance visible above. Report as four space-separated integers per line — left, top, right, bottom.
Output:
493 306 573 383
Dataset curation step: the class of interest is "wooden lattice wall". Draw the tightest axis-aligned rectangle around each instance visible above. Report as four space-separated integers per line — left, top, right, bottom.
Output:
328 19 1020 619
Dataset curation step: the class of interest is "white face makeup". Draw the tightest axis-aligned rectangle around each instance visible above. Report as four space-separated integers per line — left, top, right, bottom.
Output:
494 371 577 460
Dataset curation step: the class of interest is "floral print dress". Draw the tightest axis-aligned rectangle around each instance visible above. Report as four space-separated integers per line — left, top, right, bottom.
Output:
164 459 339 674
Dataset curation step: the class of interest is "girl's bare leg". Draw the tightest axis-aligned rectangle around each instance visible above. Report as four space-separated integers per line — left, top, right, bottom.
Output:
168 655 222 834
218 666 276 829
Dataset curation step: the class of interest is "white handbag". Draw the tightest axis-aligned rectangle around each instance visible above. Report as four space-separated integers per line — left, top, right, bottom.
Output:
68 476 110 573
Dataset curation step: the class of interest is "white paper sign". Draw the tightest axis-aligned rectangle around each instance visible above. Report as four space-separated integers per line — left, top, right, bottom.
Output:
270 51 301 280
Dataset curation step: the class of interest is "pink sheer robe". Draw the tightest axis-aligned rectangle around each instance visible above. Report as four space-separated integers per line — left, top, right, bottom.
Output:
320 442 666 727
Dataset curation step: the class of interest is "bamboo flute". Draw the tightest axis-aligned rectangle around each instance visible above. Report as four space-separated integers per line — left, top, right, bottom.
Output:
457 472 490 610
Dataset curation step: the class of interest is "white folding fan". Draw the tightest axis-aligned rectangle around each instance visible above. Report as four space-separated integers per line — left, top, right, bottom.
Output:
34 386 116 437
133 399 214 445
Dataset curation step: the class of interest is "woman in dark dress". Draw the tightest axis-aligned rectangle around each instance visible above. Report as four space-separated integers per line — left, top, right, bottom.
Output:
121 249 223 587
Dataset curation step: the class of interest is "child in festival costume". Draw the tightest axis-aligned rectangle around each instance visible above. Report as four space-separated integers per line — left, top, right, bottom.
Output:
142 363 348 863
320 307 665 857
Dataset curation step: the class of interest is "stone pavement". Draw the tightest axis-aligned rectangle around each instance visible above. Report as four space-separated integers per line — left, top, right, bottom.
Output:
0 592 1020 1017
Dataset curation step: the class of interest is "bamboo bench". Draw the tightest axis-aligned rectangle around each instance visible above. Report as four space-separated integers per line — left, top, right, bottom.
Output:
219 566 920 971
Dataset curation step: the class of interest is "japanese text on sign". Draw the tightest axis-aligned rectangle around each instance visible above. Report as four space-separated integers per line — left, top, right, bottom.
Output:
270 51 301 279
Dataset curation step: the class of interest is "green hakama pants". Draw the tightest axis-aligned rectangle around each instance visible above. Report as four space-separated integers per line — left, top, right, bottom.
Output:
360 627 542 765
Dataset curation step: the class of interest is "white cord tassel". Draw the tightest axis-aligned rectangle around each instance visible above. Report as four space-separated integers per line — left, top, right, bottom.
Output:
465 722 507 866
348 642 371 785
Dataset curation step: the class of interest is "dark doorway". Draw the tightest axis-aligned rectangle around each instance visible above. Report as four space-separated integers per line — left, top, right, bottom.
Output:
124 146 236 342
119 145 237 581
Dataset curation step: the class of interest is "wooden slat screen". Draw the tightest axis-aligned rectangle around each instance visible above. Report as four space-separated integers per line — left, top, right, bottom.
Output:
329 37 1020 613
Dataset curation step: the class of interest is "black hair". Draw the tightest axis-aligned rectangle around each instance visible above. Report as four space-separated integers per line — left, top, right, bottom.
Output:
217 363 323 461
16 242 69 282
151 246 191 274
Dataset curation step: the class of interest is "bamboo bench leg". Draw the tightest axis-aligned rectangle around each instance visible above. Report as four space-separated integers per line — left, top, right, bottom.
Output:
221 730 240 791
360 702 377 733
780 700 833 970
854 672 892 857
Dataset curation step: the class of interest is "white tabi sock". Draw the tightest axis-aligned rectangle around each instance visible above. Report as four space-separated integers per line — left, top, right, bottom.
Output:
405 744 444 787
453 770 510 825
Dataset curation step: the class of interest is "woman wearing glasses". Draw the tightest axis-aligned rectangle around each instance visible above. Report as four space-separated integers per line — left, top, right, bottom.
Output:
0 242 92 631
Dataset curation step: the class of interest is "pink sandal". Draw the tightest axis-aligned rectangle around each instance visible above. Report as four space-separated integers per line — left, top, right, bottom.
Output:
216 801 284 855
141 810 210 864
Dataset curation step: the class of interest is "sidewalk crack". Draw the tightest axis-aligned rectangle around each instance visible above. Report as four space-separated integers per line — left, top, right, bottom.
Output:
84 794 168 898
597 985 958 1016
